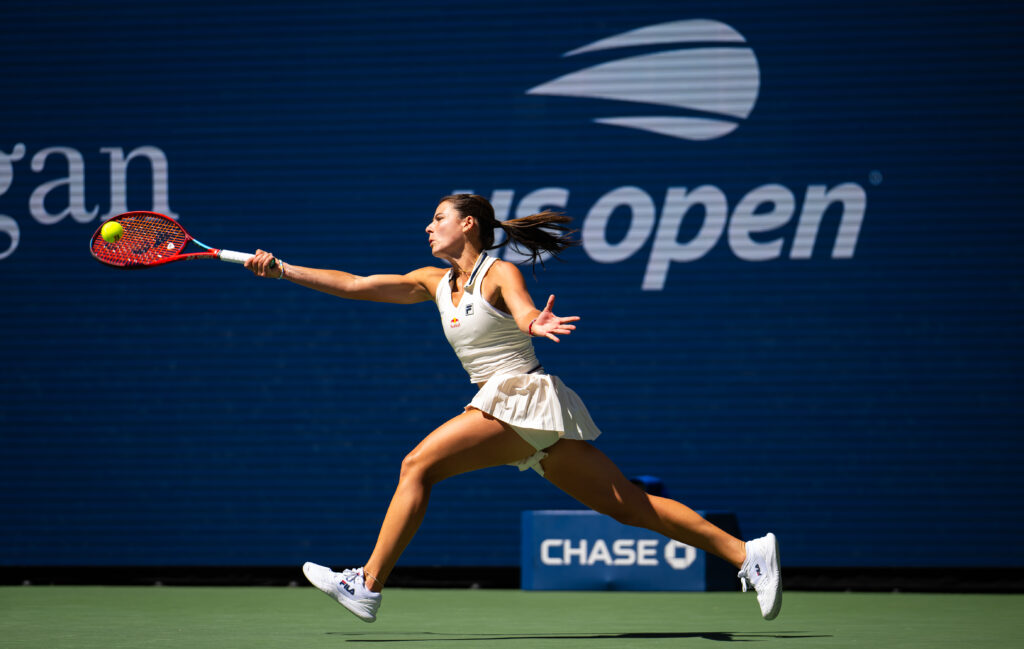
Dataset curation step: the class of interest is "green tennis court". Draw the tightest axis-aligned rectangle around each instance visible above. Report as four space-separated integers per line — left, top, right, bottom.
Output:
2 586 1020 648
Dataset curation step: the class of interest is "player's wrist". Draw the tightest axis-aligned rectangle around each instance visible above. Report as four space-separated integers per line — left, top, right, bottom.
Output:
276 259 286 280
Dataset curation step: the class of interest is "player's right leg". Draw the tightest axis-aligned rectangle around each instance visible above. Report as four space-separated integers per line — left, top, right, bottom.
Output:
303 409 536 622
361 408 535 588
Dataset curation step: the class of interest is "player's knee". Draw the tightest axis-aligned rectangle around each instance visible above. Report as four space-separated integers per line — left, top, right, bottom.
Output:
599 491 651 528
606 503 644 528
399 448 440 487
399 450 424 482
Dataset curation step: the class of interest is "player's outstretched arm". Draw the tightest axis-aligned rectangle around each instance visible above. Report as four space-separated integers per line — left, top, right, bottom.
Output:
246 249 443 305
529 294 579 342
488 259 580 342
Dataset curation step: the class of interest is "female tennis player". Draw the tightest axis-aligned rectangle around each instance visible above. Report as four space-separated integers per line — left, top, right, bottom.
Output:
244 194 781 622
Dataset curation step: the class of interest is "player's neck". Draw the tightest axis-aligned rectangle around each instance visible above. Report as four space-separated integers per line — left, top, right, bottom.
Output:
450 249 483 282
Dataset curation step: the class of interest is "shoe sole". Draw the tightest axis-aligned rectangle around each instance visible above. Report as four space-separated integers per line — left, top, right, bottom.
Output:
335 596 378 623
762 533 782 621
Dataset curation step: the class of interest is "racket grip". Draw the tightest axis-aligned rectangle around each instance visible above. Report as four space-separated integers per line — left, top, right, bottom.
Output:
218 249 254 264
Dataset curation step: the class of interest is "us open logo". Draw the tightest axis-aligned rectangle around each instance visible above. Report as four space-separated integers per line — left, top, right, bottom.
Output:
527 19 760 141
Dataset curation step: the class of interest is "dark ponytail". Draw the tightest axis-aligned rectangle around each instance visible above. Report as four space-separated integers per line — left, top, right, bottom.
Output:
440 194 579 267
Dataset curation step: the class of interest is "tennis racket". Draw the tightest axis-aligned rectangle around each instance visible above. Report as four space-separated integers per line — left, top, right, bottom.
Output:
89 211 272 270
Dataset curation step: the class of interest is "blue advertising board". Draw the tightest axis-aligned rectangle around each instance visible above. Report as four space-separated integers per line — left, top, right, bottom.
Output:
521 510 740 591
1 1 1022 569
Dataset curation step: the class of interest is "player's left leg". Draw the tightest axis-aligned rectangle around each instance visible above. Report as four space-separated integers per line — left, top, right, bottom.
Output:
540 439 781 619
540 439 746 566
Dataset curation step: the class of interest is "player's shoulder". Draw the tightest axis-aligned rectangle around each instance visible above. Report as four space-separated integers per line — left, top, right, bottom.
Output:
408 265 447 278
407 266 449 292
486 258 526 283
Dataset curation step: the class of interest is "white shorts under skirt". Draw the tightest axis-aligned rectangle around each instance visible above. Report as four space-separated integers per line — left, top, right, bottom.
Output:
466 371 602 475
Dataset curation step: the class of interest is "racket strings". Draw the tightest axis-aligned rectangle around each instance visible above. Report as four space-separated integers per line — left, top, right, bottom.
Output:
91 213 188 267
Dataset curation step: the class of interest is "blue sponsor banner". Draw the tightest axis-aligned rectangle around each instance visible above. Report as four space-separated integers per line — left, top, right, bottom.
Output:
521 510 739 591
1 1 1022 568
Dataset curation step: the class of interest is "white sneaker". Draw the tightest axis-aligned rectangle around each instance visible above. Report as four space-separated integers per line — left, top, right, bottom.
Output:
302 562 381 623
737 533 782 620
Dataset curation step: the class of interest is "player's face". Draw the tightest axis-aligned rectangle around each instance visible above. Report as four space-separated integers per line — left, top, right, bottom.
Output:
426 201 470 258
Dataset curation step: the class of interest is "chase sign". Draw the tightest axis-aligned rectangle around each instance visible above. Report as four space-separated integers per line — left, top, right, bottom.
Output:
521 510 740 591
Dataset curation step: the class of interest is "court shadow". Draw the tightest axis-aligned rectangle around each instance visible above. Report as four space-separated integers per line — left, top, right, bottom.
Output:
330 630 831 643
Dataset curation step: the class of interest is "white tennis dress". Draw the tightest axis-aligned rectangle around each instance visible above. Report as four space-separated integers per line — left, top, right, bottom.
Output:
435 253 602 474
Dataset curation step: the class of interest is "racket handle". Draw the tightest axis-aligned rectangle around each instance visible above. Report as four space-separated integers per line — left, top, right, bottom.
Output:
218 249 254 264
219 249 277 272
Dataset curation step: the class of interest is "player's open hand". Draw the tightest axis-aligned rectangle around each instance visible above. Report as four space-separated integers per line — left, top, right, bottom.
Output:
531 295 579 342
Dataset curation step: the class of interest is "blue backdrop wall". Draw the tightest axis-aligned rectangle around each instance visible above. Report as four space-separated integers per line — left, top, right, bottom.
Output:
2 0 1021 568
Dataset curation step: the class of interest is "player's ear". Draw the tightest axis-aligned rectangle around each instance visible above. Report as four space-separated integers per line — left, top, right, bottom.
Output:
461 215 475 233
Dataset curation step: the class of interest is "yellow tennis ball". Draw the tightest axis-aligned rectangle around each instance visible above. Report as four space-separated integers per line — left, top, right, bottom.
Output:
101 221 123 244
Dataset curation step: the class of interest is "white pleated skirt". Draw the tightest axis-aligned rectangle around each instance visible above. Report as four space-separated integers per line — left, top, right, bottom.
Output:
466 371 602 475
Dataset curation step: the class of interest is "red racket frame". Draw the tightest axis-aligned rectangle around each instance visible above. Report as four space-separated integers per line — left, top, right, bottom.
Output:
90 212 252 269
